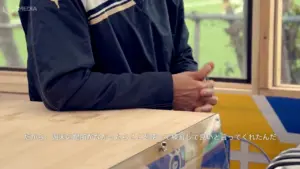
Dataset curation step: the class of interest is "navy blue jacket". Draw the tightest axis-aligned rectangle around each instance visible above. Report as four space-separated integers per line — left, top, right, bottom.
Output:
19 0 198 111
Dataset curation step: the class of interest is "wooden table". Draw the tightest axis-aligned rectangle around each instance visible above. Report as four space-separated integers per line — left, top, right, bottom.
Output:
0 100 221 169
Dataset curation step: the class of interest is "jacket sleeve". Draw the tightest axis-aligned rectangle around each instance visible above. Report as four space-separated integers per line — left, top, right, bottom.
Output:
171 0 198 74
19 0 173 111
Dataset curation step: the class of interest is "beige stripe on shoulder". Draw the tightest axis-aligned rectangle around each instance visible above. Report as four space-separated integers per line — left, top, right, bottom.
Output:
89 0 136 25
50 0 60 8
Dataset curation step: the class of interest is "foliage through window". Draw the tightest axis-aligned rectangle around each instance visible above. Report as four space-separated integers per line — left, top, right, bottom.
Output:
184 0 251 81
280 0 300 84
0 0 26 68
0 0 251 83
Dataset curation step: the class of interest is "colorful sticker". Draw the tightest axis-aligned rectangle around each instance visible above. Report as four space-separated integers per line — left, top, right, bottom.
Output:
148 139 230 169
148 146 185 169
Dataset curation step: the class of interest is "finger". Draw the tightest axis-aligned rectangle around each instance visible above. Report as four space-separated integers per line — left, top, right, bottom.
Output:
205 80 215 88
200 88 214 97
197 80 214 89
196 62 214 80
190 62 214 80
208 80 215 88
194 104 213 112
203 96 218 105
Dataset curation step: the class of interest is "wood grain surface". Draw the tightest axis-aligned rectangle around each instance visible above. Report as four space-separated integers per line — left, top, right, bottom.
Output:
0 100 215 169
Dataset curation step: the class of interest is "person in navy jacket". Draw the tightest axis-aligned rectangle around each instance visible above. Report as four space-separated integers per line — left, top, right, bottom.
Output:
19 0 217 112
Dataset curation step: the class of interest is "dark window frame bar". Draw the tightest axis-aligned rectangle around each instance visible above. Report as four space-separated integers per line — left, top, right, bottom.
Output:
210 0 252 83
0 67 26 72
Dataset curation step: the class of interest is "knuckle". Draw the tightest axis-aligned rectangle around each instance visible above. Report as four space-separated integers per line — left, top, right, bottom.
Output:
212 101 217 106
207 89 214 94
215 98 219 103
198 82 205 89
209 80 215 87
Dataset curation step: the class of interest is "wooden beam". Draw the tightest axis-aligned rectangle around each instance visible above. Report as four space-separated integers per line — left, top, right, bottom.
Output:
260 87 300 98
0 71 28 94
274 0 283 86
251 0 261 94
215 82 252 94
258 0 275 89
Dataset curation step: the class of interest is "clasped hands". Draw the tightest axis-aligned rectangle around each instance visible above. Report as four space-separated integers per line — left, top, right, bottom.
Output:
172 62 218 112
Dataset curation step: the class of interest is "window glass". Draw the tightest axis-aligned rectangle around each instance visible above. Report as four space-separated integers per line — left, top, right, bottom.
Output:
0 0 26 68
184 0 250 80
281 0 300 84
0 0 252 81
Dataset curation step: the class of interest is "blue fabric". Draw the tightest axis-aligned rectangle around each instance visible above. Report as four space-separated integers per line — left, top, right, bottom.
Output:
19 0 197 111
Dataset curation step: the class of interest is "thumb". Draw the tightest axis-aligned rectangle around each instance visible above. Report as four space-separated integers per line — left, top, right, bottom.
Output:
190 62 214 80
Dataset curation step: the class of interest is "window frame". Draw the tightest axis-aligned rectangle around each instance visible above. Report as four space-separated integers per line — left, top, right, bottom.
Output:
254 0 300 98
0 0 256 95
2 0 300 99
204 0 253 83
251 0 275 93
